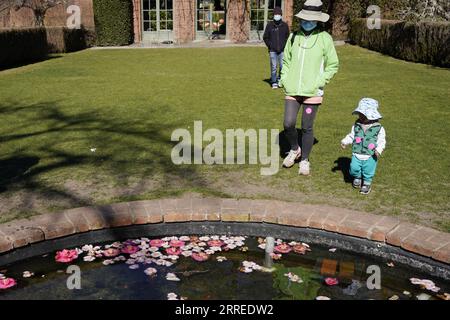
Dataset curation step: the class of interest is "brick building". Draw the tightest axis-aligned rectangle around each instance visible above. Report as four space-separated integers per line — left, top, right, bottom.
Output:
1 0 293 44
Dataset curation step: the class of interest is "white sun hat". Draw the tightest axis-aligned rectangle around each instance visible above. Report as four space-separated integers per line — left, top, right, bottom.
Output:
295 0 330 23
352 98 383 120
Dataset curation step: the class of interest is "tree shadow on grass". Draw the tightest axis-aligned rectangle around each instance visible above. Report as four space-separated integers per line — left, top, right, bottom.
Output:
332 157 352 183
0 100 216 237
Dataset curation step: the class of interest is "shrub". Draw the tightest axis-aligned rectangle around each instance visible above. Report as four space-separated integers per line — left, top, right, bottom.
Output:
46 27 95 53
349 18 450 67
93 0 133 46
0 28 48 69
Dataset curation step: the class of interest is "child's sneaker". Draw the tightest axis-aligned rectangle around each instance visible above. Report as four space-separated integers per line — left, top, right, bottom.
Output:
282 148 301 168
352 178 362 189
299 159 310 175
272 83 278 89
360 184 372 195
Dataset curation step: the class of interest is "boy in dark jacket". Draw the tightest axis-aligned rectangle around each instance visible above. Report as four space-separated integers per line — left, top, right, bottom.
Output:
263 7 290 89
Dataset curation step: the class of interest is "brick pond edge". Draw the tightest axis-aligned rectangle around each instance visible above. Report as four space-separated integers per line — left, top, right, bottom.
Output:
0 197 449 264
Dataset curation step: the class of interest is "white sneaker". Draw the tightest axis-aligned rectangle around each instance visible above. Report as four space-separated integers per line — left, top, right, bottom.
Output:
299 160 310 175
282 148 301 168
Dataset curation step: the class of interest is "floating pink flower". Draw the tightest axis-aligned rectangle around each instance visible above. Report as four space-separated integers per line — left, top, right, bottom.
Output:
169 240 185 248
325 277 339 286
192 252 210 262
0 278 16 289
55 249 79 263
207 240 224 247
121 245 139 254
149 239 165 247
368 143 376 150
293 244 308 255
274 243 292 254
166 247 182 255
102 248 120 257
355 137 363 144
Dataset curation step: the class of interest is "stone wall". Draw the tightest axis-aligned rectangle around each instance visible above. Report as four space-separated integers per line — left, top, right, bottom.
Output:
173 0 196 43
0 0 95 28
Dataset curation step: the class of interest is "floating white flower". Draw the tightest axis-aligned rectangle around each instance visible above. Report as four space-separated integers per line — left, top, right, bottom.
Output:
144 267 157 276
205 249 215 255
125 259 136 265
151 252 162 258
83 256 96 262
129 264 139 270
210 246 222 252
258 243 266 250
23 271 34 278
166 273 180 281
167 293 178 300
181 251 192 257
179 236 190 241
199 236 210 242
149 247 159 252
102 259 114 265
329 248 337 252
216 256 227 262
316 296 331 300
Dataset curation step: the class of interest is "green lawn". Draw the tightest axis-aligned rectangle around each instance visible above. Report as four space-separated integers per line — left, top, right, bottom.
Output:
0 45 449 231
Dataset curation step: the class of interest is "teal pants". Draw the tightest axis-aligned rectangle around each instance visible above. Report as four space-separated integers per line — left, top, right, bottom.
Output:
349 155 378 185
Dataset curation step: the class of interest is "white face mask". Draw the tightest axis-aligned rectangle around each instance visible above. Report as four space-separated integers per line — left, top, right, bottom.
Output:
274 15 282 21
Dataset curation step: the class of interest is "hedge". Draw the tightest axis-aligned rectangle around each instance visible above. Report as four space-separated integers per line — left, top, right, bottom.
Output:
93 0 133 46
0 28 48 69
349 19 450 67
46 27 96 53
0 27 94 69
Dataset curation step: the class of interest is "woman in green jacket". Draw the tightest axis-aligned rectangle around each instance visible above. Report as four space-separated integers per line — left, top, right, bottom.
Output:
279 0 339 175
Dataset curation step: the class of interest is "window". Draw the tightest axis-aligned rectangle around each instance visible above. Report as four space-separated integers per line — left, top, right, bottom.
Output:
197 0 226 34
142 0 173 32
250 0 282 32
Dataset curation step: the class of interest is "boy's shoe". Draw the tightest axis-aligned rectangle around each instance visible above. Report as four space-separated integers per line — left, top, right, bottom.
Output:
272 83 278 89
299 159 310 175
282 148 301 168
360 184 372 195
352 178 362 189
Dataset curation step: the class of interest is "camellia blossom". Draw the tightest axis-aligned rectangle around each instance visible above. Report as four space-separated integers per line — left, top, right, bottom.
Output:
192 252 209 262
293 244 309 254
121 245 139 255
55 249 79 263
325 277 339 286
0 278 16 289
169 240 185 248
207 240 224 247
149 239 166 247
166 247 182 256
274 243 292 254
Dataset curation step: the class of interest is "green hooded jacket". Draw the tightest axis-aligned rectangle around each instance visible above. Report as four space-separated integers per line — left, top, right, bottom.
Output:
279 29 339 97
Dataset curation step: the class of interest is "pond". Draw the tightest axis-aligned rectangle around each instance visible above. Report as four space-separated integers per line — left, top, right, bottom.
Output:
0 235 449 300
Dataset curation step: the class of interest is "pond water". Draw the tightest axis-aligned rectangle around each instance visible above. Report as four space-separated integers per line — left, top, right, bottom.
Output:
0 235 448 300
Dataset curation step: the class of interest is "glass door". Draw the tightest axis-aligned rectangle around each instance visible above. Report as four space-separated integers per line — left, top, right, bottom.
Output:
142 0 174 43
197 0 227 40
250 0 283 40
